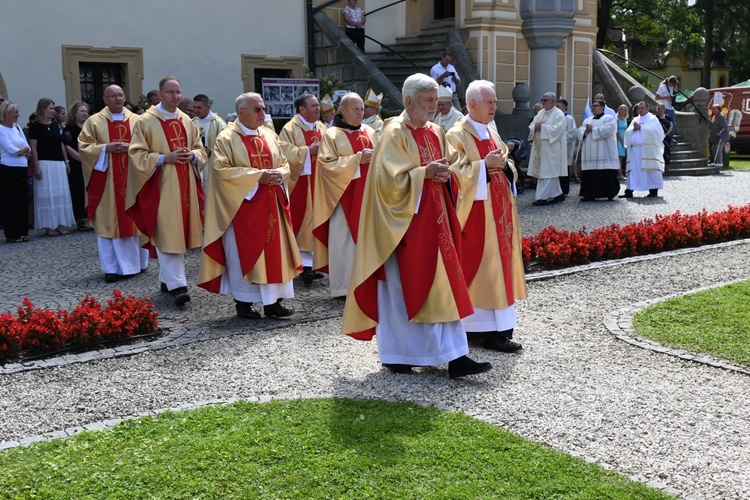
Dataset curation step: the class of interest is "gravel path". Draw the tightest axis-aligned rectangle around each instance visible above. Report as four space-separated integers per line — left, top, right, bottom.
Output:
1 172 750 499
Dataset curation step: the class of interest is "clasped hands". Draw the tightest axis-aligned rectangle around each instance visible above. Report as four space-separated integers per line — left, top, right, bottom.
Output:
260 169 283 186
425 158 451 183
359 148 373 164
165 147 195 164
485 148 507 172
107 141 129 154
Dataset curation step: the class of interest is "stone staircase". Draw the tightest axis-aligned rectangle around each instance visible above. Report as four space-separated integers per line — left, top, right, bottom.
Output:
667 134 717 176
367 30 451 92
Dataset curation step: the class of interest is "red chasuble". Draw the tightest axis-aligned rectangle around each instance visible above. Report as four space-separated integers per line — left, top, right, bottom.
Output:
462 136 515 305
396 126 473 321
312 129 372 270
127 118 204 253
86 119 136 236
289 128 321 234
200 133 293 293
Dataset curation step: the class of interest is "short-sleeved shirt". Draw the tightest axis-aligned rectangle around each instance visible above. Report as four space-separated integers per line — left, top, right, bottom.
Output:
430 62 459 94
656 84 674 111
28 121 64 161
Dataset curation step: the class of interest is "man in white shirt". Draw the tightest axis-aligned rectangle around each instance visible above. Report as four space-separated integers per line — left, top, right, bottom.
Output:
192 94 227 158
430 51 461 109
655 76 678 143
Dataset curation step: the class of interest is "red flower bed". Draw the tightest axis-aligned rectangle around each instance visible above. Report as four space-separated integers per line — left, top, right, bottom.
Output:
523 205 750 269
0 291 158 364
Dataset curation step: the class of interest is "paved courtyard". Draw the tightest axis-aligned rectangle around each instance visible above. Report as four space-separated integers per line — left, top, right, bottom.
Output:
1 172 750 499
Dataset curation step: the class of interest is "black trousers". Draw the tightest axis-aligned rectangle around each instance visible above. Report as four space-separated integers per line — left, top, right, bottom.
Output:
345 27 365 51
0 165 29 239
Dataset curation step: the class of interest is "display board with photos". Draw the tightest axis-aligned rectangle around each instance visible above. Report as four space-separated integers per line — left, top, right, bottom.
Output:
262 78 320 119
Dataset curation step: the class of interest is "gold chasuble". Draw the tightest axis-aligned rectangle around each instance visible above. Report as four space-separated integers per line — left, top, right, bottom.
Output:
279 116 327 252
126 106 207 255
341 113 473 340
446 118 527 310
78 108 142 238
198 122 301 291
312 124 378 272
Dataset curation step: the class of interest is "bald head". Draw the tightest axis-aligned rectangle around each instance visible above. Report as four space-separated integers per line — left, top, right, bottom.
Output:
103 85 126 113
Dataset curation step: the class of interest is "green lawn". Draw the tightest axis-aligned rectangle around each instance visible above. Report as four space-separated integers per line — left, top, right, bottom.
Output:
725 152 750 170
0 399 670 499
633 279 750 367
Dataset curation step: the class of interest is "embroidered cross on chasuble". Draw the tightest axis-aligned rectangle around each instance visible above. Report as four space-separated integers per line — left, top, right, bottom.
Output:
396 126 473 320
86 119 136 236
463 136 516 306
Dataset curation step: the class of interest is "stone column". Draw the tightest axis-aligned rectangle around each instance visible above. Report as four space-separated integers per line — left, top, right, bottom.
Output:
520 0 576 104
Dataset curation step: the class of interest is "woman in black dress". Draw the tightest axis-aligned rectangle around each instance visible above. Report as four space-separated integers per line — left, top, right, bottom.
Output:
62 101 90 230
656 103 673 166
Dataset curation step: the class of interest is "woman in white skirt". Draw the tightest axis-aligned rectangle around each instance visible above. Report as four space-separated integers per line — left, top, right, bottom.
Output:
28 98 75 236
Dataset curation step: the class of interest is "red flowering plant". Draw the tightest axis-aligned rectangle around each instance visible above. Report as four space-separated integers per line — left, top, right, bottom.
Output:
0 313 21 363
524 204 750 269
0 292 159 365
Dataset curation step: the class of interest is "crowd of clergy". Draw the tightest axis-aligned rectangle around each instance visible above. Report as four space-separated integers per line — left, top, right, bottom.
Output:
70 71 538 379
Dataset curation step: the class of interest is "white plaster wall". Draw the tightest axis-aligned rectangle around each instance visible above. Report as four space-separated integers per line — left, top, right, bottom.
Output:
0 0 305 118
363 0 406 48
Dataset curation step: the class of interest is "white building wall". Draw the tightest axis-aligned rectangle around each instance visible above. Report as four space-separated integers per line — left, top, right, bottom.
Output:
1 0 306 118
364 0 406 47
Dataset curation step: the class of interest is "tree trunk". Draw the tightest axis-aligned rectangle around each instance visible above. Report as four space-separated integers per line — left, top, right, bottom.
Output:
701 0 714 88
597 0 613 48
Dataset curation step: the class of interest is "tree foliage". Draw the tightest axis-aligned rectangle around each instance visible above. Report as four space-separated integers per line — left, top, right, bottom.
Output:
598 0 750 86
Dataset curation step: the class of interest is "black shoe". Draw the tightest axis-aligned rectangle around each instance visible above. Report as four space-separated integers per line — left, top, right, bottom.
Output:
263 300 292 318
301 266 315 285
172 286 191 306
484 335 523 353
466 331 485 342
448 355 492 379
383 363 413 374
160 282 169 293
551 194 565 203
647 189 658 198
531 199 549 206
235 300 260 320
104 273 120 283
618 190 633 199
312 271 325 280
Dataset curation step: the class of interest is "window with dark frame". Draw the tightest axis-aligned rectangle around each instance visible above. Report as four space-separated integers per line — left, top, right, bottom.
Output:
79 62 126 112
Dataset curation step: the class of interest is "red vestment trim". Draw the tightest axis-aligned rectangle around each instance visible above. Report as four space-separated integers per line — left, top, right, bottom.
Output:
289 128 321 235
464 136 515 306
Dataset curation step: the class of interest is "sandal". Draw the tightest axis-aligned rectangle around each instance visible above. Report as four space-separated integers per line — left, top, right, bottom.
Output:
20 236 29 242
56 227 70 235
44 229 61 237
5 237 22 243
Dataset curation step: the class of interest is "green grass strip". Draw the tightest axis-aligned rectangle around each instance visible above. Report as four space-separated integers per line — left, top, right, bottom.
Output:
633 280 750 367
0 399 669 499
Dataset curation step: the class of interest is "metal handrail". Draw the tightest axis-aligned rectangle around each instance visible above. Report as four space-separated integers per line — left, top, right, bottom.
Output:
313 0 340 13
364 35 422 73
597 48 709 121
313 0 406 15
365 0 406 17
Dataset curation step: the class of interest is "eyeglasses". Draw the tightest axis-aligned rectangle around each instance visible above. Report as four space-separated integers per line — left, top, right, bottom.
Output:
239 106 266 113
540 99 550 102
104 94 125 99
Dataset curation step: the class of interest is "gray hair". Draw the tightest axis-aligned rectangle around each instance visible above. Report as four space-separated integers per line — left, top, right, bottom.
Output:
402 73 438 107
543 92 556 101
466 80 495 104
235 92 262 112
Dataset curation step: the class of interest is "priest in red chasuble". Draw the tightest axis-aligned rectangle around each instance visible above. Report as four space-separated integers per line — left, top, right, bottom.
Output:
127 76 207 306
313 92 378 298
341 73 492 379
446 80 527 353
79 85 149 284
279 93 327 285
198 92 301 319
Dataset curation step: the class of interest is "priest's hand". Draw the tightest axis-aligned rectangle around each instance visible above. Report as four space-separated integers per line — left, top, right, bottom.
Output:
585 124 593 133
425 158 450 183
485 149 507 172
308 140 320 156
359 148 373 164
633 122 641 132
260 169 283 186
107 141 129 154
165 147 194 164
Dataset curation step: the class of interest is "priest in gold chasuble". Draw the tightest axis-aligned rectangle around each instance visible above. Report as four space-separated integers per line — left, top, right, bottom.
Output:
198 93 301 320
341 73 492 379
446 80 527 353
79 85 149 283
279 93 327 284
313 92 378 297
127 76 207 306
